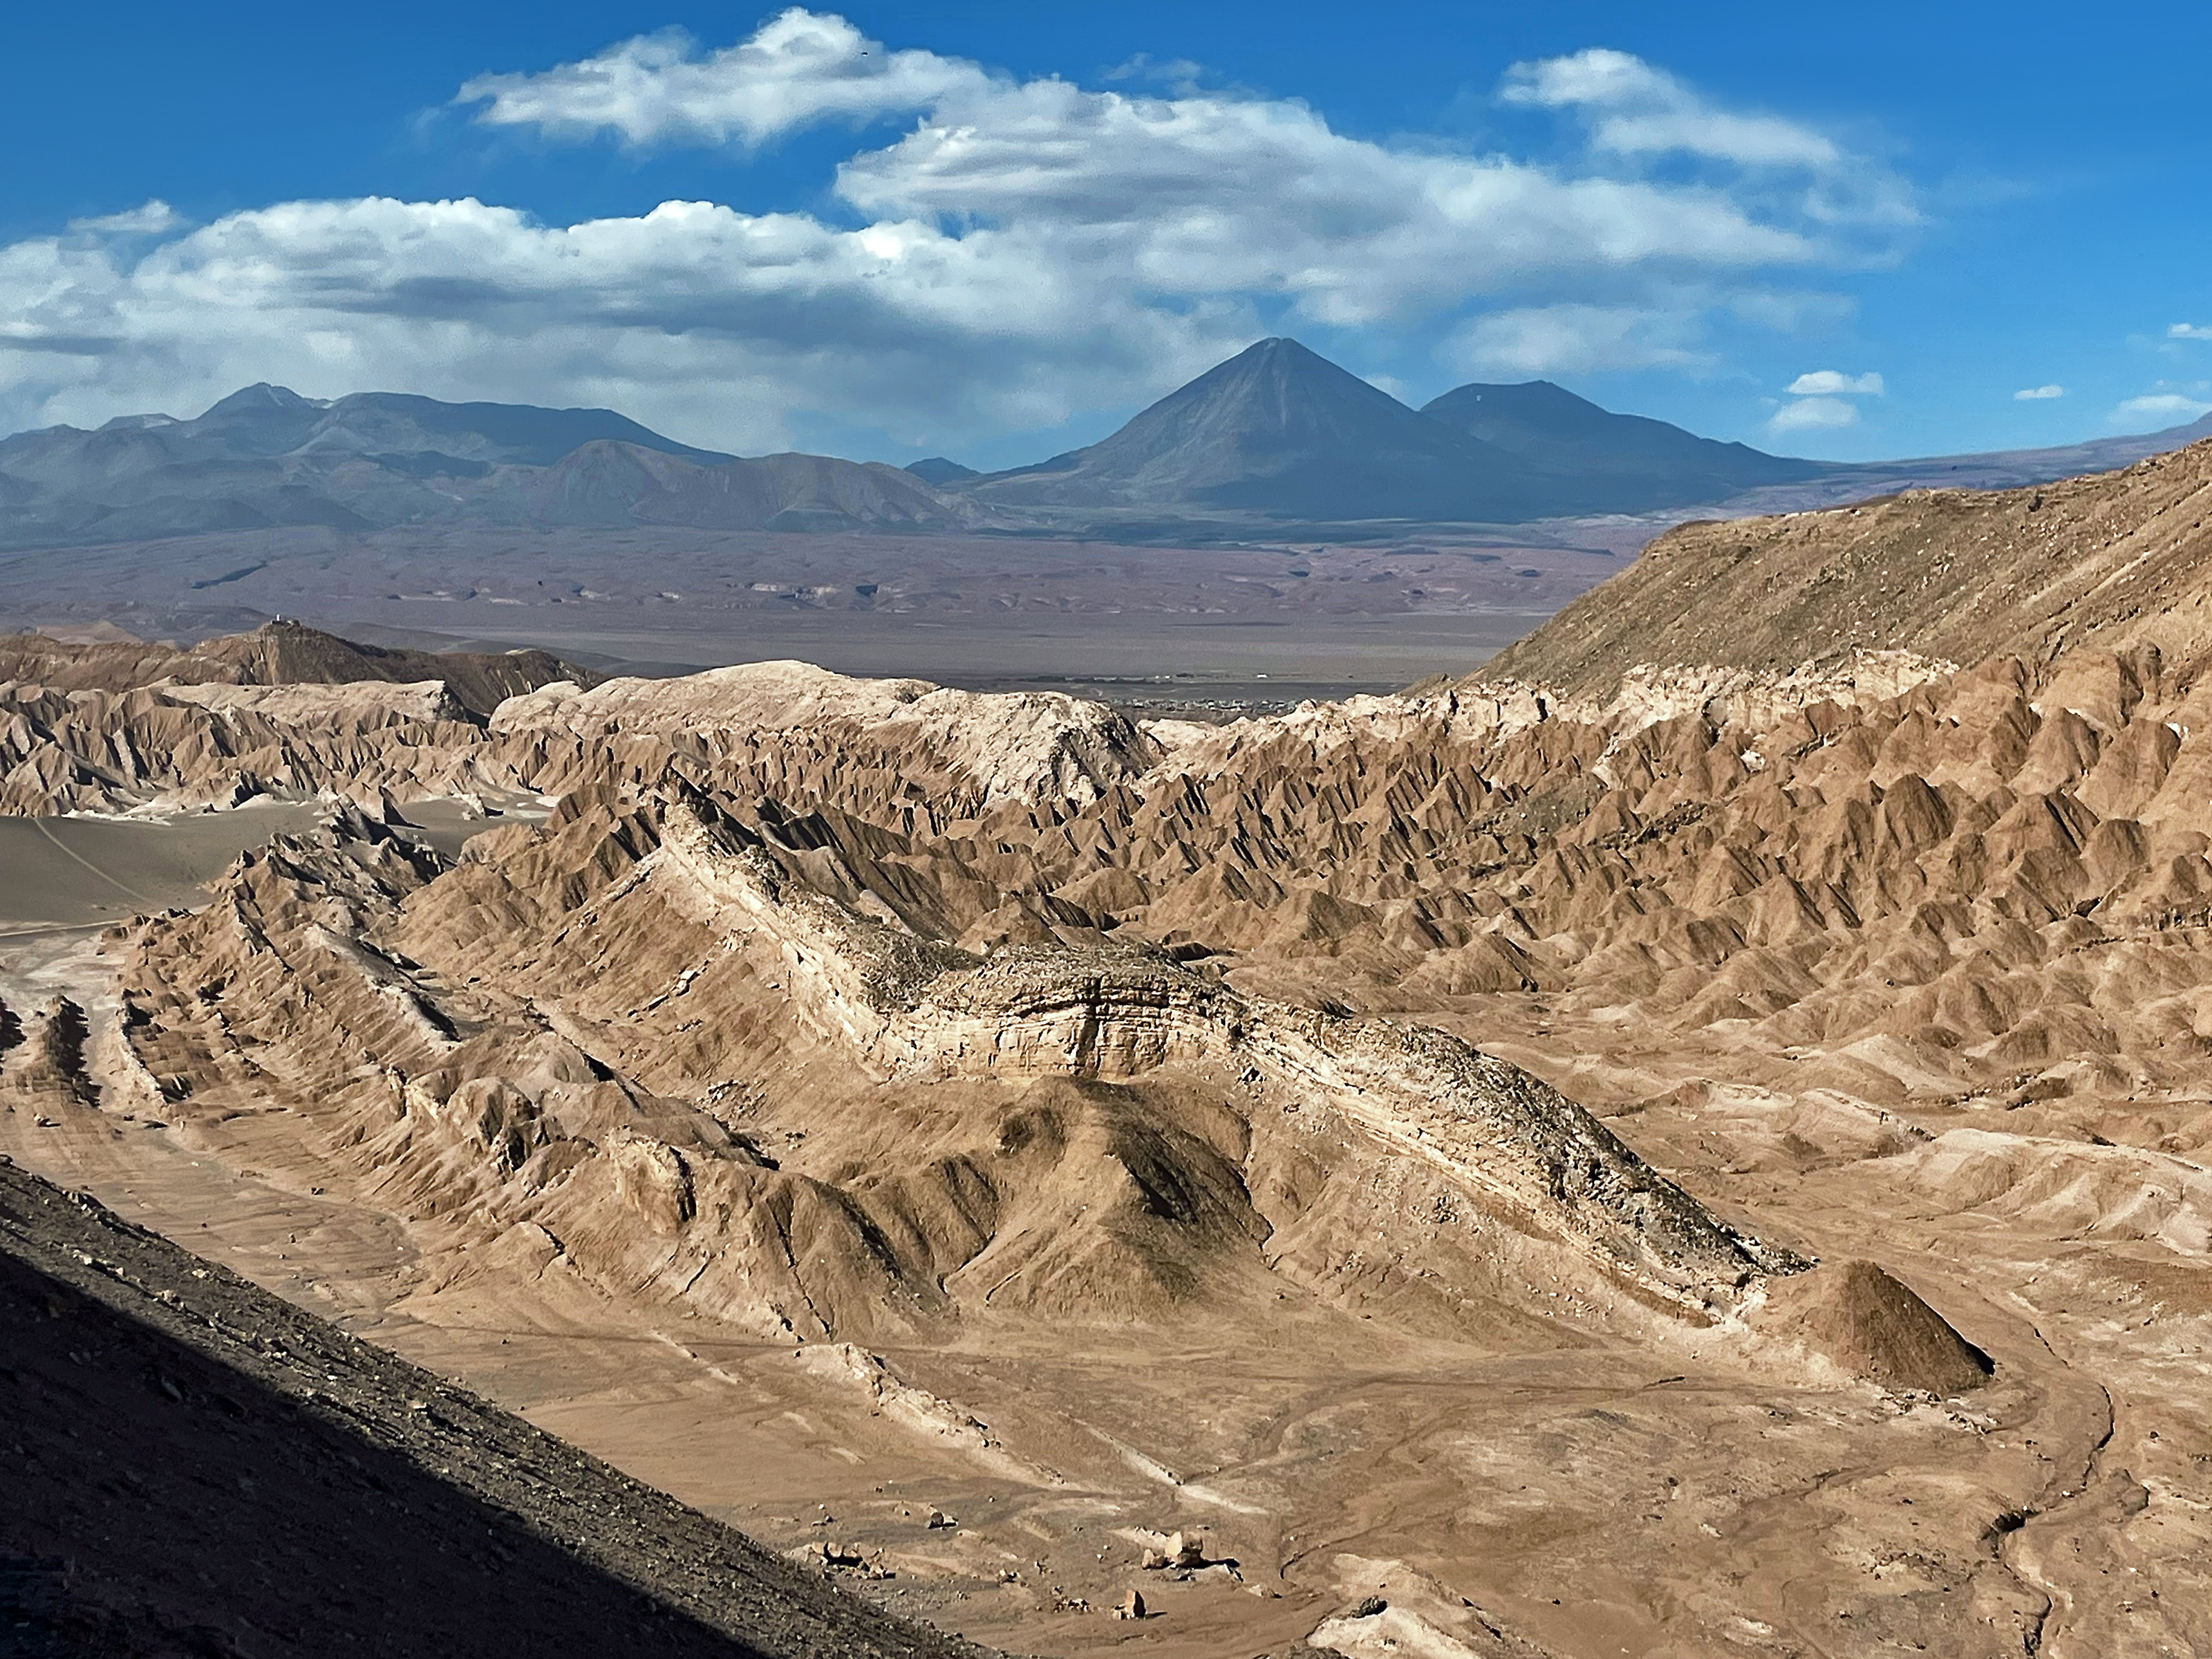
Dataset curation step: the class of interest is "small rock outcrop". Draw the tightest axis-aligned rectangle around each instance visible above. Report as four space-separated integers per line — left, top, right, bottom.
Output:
1761 1259 1994 1393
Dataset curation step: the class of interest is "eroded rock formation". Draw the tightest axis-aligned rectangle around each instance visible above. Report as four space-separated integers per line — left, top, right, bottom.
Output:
8 433 2212 1656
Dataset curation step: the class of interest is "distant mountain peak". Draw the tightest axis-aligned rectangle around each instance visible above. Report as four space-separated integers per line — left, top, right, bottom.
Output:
904 456 979 486
1420 377 1821 505
203 383 329 417
1241 335 1322 360
1175 335 1394 402
965 335 1548 521
958 339 1841 525
1115 335 1430 447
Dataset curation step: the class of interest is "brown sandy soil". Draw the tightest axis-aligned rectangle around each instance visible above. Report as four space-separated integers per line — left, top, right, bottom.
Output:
0 1155 992 1659
0 719 2179 1656
0 794 540 928
0 805 324 928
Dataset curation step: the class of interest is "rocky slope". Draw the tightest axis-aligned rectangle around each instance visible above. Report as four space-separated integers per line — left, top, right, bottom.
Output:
0 617 590 719
1481 437 2212 695
0 1154 991 1659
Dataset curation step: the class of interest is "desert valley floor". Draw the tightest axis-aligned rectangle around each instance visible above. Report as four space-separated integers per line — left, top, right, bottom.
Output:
6 444 2212 1659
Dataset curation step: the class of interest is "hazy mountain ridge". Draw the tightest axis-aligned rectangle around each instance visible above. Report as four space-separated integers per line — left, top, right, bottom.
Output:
0 385 989 548
8 346 2212 552
923 337 2212 532
950 337 1825 523
1419 377 1826 507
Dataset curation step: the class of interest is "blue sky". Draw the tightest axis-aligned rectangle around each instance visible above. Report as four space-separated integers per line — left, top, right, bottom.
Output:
3 1 2209 469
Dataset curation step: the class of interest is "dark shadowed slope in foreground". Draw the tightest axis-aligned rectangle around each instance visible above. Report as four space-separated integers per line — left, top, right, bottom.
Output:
0 1158 989 1659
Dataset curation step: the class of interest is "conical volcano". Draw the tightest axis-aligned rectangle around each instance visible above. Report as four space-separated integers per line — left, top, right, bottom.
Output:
969 337 1559 521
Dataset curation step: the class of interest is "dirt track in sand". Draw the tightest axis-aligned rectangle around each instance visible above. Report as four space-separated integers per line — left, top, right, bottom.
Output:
0 807 323 928
0 1155 994 1659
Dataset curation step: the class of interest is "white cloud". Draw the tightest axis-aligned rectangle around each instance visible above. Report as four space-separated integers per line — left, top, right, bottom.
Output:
839 83 1823 333
66 200 184 236
1769 396 1859 433
2168 322 2212 341
2013 383 2064 400
0 195 1241 451
1502 48 1916 237
457 10 987 147
460 18 1905 336
1786 368 1882 396
1501 49 1841 169
2110 392 2212 427
1445 304 1707 375
0 15 1922 456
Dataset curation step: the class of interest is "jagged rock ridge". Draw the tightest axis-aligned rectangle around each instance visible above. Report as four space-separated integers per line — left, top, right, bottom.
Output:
16 427 2212 1652
0 617 592 720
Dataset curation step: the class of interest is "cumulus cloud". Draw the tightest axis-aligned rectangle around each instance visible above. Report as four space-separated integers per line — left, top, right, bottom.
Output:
457 10 986 147
1769 396 1859 433
0 13 1922 454
2168 322 2212 341
0 194 1241 451
1786 368 1883 396
2110 391 2212 427
1499 46 1917 238
2013 383 2064 400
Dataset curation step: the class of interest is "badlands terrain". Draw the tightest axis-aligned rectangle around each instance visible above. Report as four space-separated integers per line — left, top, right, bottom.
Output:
3 442 2211 1658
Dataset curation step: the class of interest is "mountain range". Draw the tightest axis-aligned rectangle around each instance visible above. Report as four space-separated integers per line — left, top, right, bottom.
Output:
950 338 1824 523
0 384 988 548
5 341 2209 550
